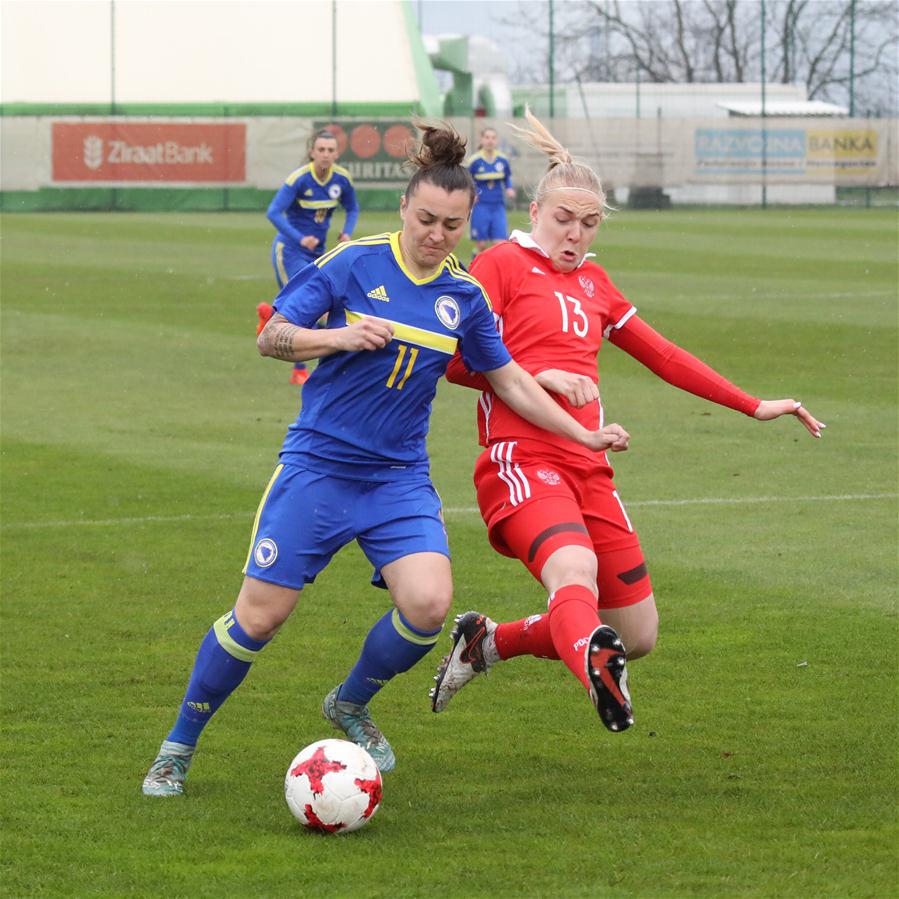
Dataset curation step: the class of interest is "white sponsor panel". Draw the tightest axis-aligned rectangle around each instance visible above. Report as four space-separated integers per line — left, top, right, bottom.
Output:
1 116 895 194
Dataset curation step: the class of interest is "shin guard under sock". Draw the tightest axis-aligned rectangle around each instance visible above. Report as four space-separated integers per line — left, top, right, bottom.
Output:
339 609 441 706
494 613 560 661
547 585 602 690
166 609 269 747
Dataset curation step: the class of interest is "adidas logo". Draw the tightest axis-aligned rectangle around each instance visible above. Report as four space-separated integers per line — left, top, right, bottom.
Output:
366 285 390 302
531 266 546 275
304 188 313 196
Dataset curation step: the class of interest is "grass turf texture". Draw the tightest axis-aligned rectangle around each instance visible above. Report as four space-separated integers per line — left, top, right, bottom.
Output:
1 208 896 898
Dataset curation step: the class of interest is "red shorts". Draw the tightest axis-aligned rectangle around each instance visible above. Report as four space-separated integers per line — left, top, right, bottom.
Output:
474 439 651 609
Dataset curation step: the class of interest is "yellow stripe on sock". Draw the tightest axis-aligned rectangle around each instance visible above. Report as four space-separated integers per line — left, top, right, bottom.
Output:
212 611 260 663
390 609 440 646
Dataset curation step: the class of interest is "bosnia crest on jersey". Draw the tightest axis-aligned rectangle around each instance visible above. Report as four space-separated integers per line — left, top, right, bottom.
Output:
434 295 461 329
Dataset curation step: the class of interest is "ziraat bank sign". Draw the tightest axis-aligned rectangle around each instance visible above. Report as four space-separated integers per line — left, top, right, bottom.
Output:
52 122 246 183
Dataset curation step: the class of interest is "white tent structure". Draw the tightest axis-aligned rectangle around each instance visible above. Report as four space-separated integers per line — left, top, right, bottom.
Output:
1 0 442 115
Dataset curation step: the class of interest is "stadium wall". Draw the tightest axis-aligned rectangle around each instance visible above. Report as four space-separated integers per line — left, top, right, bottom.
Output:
1 114 896 212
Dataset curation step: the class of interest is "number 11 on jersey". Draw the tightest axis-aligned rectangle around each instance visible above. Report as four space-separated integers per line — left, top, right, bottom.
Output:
386 343 418 390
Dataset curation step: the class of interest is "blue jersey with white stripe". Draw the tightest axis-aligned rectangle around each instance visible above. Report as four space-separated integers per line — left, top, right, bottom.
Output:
273 232 512 479
467 151 513 205
266 164 359 257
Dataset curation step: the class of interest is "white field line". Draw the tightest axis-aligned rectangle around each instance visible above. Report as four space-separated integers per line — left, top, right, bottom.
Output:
3 493 895 532
219 282 893 298
672 290 891 302
215 274 272 281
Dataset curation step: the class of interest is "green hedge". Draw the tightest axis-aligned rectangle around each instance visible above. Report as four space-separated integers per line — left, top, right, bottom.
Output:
0 187 404 213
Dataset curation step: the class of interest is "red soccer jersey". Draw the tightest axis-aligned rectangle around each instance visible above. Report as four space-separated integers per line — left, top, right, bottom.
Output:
447 234 761 458
464 236 636 461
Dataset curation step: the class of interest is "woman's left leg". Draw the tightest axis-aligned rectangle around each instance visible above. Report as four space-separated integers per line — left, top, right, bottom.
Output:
322 552 451 773
323 479 451 771
339 551 452 707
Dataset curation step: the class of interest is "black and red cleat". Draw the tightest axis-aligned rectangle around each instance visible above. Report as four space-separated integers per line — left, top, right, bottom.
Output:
586 624 634 733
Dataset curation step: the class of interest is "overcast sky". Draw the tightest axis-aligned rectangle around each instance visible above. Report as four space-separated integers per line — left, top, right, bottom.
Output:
415 0 514 35
414 0 547 79
415 1 542 52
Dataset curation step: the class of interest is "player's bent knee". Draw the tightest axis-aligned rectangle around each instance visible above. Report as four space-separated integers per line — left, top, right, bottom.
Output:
235 605 292 642
600 593 658 660
383 552 453 631
396 585 452 632
234 577 299 641
624 625 658 660
543 569 599 599
541 550 598 597
622 610 658 660
411 591 452 631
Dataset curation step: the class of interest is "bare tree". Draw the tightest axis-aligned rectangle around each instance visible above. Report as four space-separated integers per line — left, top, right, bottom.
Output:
498 0 897 114
770 0 897 112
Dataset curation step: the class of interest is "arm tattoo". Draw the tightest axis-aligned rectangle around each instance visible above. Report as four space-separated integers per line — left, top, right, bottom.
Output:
270 322 302 360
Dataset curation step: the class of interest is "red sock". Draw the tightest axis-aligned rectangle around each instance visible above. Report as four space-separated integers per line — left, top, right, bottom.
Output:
494 614 560 661
547 584 601 690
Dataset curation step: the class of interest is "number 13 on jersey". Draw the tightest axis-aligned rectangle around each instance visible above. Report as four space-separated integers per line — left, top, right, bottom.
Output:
555 291 589 337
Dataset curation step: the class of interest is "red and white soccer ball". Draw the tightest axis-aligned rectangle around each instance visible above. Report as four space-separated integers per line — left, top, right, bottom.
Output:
284 738 382 834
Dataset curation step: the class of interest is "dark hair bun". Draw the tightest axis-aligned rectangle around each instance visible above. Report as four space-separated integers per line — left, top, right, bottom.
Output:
403 119 475 205
407 120 467 169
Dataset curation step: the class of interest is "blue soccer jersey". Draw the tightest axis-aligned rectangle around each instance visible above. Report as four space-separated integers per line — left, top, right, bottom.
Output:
266 163 360 259
272 232 512 479
467 151 513 205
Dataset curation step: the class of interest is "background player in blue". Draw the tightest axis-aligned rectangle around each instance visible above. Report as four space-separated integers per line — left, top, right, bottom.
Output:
265 129 359 386
142 121 629 794
467 126 515 255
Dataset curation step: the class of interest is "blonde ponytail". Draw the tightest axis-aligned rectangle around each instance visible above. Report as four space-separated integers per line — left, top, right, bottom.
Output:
511 107 610 217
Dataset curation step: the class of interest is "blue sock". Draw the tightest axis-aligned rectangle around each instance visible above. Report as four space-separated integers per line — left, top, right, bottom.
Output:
166 609 269 747
338 609 442 706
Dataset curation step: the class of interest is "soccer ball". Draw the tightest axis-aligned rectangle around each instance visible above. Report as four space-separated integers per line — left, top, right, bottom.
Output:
284 738 382 834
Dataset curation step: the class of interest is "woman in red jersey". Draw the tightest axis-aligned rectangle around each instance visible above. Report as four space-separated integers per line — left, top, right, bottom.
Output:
430 110 825 733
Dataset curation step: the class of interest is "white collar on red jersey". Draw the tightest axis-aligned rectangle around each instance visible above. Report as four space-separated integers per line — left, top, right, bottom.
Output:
508 229 596 269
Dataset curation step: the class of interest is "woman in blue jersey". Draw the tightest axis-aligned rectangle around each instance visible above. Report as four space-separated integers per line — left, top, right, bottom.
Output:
468 126 515 255
143 121 630 795
264 129 360 386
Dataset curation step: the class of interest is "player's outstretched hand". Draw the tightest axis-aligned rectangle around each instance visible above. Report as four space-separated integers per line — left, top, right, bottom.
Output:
535 369 599 408
586 423 630 454
336 316 395 352
754 399 825 438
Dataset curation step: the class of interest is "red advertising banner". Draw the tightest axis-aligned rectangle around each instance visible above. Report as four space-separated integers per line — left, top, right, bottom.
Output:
52 122 246 183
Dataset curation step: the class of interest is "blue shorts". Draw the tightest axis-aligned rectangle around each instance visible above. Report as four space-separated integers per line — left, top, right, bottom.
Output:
271 237 317 288
243 463 449 590
470 203 508 242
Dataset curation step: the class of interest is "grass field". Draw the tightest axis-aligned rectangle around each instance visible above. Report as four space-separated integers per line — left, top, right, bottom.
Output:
1 207 896 898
